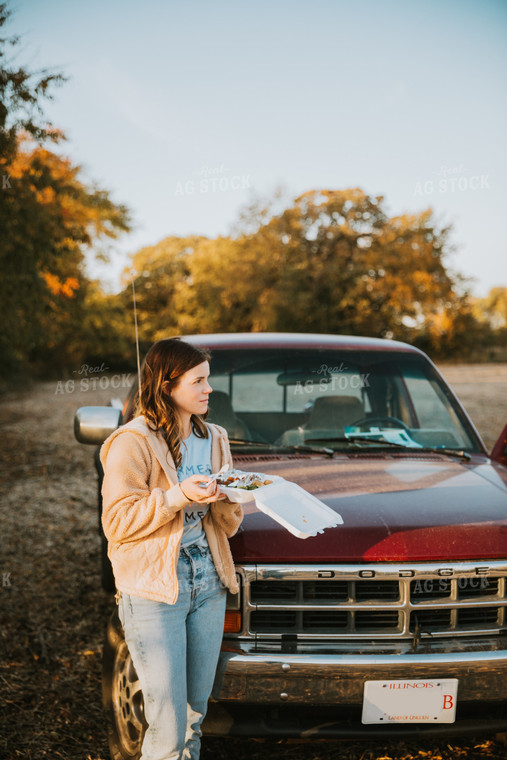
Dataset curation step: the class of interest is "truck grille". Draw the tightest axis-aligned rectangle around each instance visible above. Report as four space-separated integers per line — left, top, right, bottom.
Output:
236 562 507 640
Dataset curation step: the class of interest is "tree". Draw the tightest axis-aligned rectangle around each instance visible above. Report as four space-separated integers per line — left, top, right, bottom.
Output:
234 189 463 340
118 188 483 359
76 280 138 368
475 287 507 330
470 287 507 361
117 189 477 354
1 135 131 374
121 236 208 344
0 5 131 375
0 3 65 163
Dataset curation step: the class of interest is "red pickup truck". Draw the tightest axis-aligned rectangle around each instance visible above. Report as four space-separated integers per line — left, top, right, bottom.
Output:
74 333 507 759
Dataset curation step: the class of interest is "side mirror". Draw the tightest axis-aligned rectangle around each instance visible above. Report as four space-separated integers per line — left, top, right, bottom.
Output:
74 406 122 445
491 422 507 468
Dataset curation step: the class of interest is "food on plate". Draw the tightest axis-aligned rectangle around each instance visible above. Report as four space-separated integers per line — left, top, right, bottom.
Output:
215 469 273 490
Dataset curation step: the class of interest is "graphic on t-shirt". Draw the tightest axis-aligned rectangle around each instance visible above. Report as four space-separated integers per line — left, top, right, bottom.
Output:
184 507 207 522
177 431 212 547
178 462 211 477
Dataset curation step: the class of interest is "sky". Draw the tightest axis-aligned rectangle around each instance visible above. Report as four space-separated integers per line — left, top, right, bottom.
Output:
8 0 507 296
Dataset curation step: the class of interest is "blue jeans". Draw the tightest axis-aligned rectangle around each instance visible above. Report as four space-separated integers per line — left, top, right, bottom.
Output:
118 544 227 760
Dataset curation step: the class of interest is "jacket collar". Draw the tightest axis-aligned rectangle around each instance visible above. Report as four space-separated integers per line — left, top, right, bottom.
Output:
106 415 227 484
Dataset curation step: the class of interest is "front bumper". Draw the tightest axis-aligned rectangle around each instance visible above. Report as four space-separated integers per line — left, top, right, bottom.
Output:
213 649 507 704
203 646 507 737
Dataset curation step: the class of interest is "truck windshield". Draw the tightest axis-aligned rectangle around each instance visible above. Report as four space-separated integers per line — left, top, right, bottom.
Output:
206 348 481 453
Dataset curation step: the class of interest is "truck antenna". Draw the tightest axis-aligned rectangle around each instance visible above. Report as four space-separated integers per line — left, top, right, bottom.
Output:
131 271 142 401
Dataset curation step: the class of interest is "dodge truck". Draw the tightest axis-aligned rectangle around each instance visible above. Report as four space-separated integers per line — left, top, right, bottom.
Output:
74 332 507 759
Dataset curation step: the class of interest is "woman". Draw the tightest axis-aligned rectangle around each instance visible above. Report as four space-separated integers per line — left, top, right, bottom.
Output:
100 337 243 760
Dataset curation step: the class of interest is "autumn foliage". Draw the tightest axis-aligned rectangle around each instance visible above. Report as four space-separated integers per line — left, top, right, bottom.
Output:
0 136 130 375
1 3 505 379
115 188 504 365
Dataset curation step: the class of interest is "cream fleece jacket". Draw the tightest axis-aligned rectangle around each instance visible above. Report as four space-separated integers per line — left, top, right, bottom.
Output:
100 416 243 604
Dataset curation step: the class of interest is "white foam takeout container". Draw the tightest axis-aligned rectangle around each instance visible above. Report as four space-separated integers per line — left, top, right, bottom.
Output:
218 474 343 539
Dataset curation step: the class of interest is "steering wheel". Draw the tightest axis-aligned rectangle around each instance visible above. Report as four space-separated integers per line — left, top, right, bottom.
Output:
348 415 411 432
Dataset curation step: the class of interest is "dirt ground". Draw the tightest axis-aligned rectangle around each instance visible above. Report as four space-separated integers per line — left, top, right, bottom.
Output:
437 363 507 452
1 364 506 760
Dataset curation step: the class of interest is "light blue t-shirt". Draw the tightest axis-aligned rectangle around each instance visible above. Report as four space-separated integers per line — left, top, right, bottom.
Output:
177 430 213 548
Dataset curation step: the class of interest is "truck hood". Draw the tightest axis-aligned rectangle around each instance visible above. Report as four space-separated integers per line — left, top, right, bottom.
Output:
228 454 507 563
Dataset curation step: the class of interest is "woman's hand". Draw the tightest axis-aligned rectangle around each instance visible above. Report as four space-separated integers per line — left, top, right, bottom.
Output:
179 475 224 504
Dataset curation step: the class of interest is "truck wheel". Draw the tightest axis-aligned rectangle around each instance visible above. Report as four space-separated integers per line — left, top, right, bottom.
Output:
102 608 146 760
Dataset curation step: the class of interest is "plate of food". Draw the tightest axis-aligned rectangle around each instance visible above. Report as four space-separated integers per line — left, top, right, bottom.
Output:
212 469 280 503
210 468 343 538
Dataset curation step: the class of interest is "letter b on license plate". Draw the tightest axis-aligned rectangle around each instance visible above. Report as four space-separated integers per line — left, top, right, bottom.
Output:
362 678 458 724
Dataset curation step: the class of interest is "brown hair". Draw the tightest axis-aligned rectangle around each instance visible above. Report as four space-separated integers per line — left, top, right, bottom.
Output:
135 337 211 469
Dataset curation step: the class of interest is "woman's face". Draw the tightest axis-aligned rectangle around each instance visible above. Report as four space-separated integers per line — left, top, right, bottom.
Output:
166 360 212 419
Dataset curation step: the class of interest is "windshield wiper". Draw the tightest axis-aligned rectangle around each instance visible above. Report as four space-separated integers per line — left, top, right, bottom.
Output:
409 447 471 461
228 438 335 458
304 436 471 460
306 435 408 448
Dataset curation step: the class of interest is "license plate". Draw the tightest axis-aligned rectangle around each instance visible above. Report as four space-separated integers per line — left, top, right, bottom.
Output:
362 678 458 724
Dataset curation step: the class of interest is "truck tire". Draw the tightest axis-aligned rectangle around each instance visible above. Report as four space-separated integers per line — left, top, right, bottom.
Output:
102 608 146 760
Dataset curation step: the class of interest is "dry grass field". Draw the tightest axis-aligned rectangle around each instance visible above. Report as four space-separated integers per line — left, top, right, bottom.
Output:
0 365 506 760
438 363 507 452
